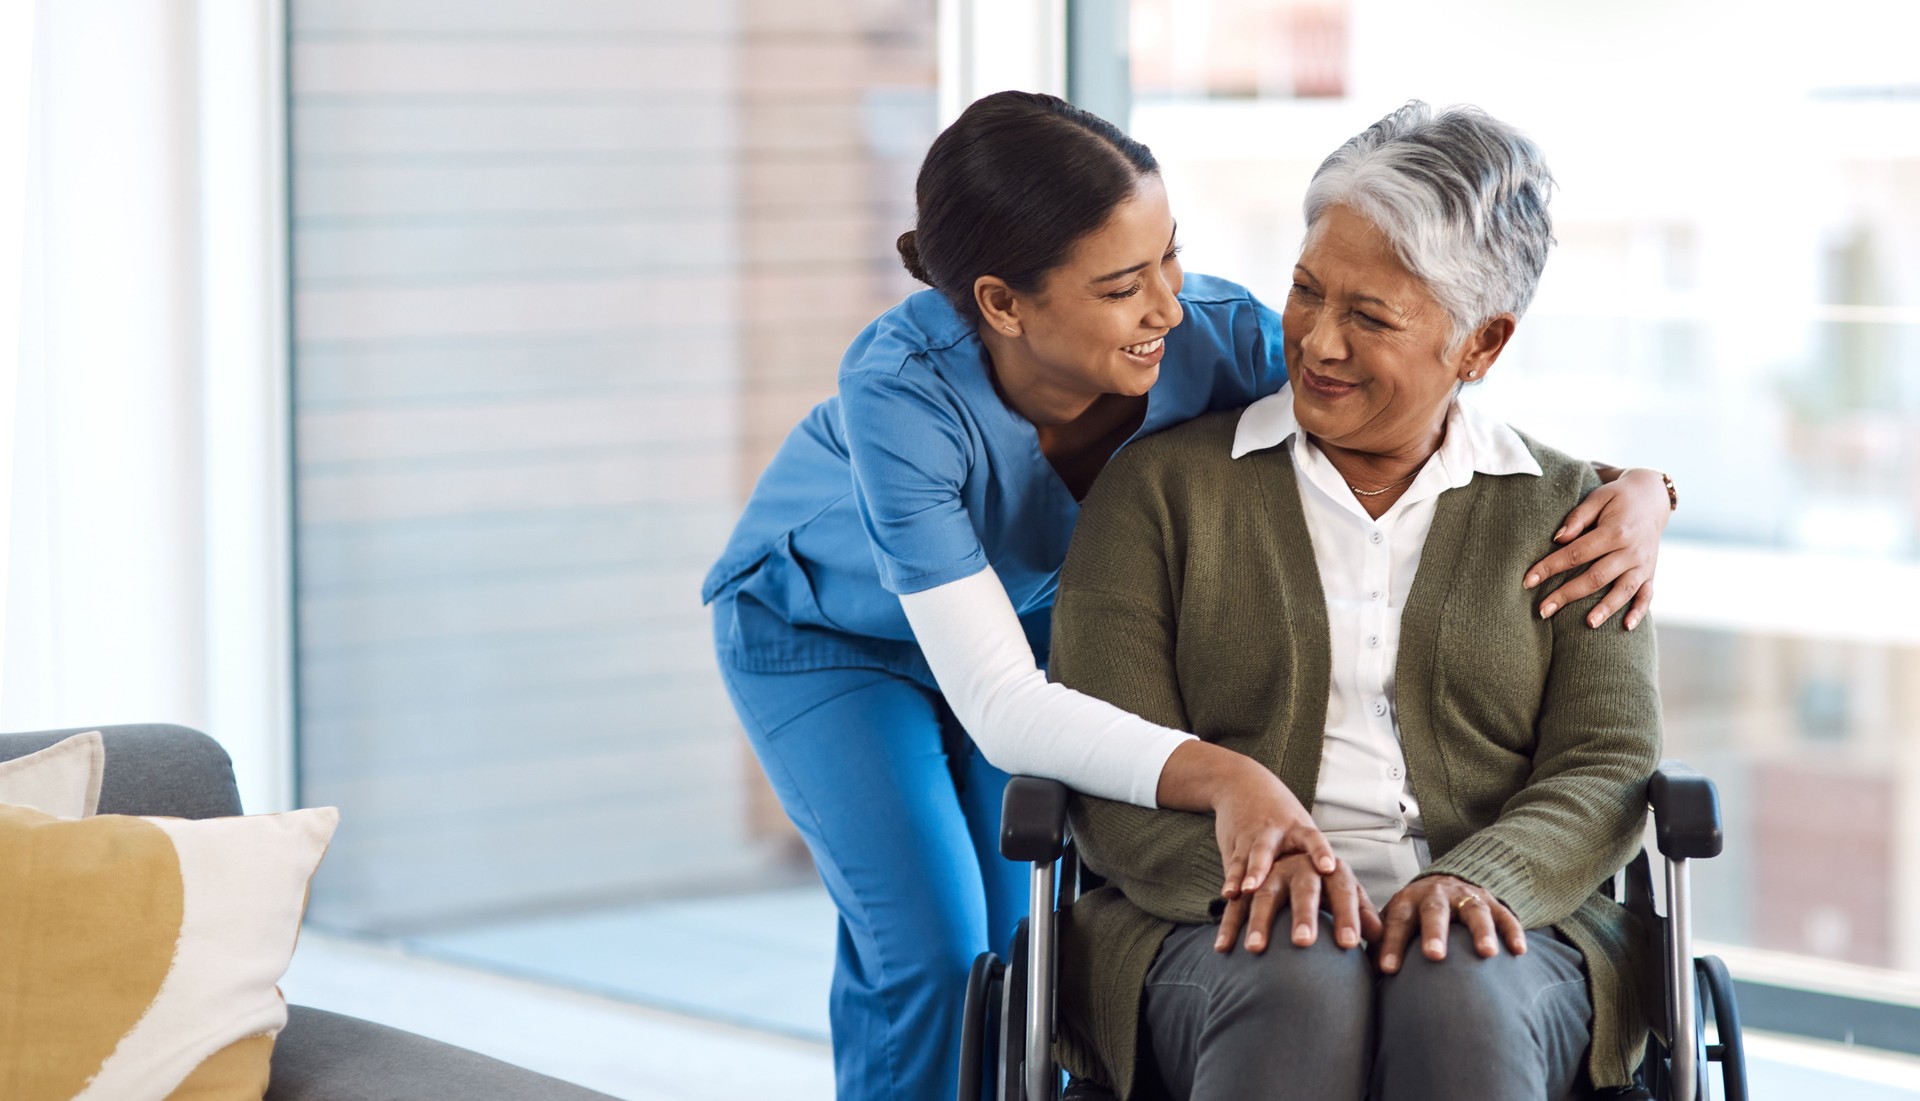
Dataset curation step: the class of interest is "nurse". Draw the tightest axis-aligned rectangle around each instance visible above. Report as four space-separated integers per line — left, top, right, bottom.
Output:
701 91 1671 1101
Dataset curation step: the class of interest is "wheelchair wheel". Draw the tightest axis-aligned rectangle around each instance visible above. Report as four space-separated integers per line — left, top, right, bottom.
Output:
959 950 1004 1101
1697 955 1748 1101
998 919 1031 1101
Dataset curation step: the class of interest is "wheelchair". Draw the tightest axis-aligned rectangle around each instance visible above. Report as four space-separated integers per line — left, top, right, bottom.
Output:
961 760 1747 1101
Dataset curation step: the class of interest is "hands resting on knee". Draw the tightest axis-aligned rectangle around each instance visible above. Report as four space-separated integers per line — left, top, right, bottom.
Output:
1374 875 1527 974
1213 856 1527 977
1214 851 1382 954
1192 745 1527 971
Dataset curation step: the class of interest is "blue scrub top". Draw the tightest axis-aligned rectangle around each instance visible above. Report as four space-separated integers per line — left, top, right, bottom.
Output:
702 272 1288 677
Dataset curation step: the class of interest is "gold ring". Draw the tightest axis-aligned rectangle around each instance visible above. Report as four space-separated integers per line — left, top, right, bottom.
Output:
1453 894 1483 913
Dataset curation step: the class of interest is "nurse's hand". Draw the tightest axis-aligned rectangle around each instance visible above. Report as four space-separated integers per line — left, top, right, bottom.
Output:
1158 741 1334 901
1215 853 1381 954
1525 467 1671 632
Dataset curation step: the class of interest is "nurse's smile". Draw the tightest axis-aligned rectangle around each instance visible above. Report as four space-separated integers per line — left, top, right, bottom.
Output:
1121 335 1166 368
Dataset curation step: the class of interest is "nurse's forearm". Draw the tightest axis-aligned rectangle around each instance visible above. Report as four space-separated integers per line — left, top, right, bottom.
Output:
898 567 1194 807
1158 733 1335 895
1154 739 1284 814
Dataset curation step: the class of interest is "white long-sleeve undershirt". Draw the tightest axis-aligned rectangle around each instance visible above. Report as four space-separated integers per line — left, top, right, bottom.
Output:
897 565 1194 808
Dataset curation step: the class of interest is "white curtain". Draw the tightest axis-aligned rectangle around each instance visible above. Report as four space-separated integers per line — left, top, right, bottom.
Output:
3 1 206 732
0 1 36 695
0 1 291 814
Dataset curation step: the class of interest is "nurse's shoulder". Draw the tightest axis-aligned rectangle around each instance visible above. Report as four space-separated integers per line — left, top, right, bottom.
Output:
838 288 977 386
1171 271 1274 346
833 288 989 448
1177 270 1261 308
1167 272 1289 411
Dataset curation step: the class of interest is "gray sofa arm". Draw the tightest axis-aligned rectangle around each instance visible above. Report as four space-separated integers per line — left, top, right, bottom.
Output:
268 1007 621 1101
0 723 244 819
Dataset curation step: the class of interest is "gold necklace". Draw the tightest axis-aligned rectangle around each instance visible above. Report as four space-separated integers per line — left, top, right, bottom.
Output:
1347 471 1417 497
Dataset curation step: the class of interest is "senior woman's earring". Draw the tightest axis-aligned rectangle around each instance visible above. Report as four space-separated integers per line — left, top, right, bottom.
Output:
1004 325 1018 335
1467 369 1478 378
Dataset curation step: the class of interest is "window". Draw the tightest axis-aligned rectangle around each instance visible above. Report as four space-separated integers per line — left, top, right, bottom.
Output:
1118 0 1920 991
288 1 937 977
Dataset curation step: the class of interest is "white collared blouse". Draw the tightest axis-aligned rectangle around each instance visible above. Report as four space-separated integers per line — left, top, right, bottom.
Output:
1230 383 1543 904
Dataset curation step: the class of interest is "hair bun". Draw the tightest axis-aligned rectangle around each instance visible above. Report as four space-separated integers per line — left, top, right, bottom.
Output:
896 230 933 284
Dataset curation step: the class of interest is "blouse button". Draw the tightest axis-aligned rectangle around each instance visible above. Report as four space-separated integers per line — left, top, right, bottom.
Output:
1373 701 1388 717
1369 590 1382 601
1389 765 1404 780
1369 531 1384 545
1367 635 1380 649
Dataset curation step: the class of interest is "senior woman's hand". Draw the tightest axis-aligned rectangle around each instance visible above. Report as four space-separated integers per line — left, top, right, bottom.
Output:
1375 875 1526 974
1215 853 1382 955
1524 467 1672 631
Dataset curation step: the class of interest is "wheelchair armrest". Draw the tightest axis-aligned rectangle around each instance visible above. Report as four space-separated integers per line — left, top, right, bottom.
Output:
1000 776 1069 862
1649 759 1723 860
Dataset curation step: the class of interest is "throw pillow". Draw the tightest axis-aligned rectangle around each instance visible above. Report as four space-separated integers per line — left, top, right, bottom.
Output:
0 730 105 818
0 802 340 1101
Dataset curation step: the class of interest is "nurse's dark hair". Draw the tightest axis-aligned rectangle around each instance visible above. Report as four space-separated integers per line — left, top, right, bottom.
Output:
896 91 1159 325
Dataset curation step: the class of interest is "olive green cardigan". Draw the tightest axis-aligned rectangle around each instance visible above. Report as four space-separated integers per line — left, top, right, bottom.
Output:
1049 410 1660 1098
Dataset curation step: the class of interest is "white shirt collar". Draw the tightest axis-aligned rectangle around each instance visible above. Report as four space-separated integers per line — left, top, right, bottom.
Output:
1230 383 1542 486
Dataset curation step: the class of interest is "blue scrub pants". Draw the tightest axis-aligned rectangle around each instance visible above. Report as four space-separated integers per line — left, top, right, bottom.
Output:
714 639 1030 1101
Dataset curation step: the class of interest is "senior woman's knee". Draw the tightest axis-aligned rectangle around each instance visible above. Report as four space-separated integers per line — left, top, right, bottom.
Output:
1156 914 1373 1028
1377 924 1589 1045
1236 923 1371 1018
1373 926 1592 1100
1381 925 1531 1031
1141 918 1374 1099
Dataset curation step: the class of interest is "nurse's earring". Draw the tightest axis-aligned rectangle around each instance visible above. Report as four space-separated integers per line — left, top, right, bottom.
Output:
1466 369 1478 378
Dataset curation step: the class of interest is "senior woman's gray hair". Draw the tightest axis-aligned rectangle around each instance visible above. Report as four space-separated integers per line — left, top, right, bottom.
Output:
1303 100 1555 349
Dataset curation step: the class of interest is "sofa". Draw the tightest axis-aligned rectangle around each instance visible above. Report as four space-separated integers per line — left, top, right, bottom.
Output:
0 723 621 1101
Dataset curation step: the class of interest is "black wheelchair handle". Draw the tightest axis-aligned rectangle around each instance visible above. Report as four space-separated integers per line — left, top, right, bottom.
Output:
1000 776 1070 862
1650 759 1723 860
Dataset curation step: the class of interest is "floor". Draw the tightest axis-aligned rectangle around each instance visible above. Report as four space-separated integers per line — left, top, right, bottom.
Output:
405 883 835 1042
280 932 833 1101
282 884 1920 1100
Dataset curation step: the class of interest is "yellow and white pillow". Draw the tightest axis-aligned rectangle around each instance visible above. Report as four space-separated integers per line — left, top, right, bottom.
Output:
0 733 339 1101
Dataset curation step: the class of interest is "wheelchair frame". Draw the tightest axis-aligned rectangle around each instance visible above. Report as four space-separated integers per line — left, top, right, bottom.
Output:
961 760 1748 1101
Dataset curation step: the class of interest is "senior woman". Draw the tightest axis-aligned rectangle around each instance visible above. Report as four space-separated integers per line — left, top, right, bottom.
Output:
1049 102 1661 1101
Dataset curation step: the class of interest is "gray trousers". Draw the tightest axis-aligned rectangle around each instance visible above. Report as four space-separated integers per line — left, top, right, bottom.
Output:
1140 915 1592 1101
